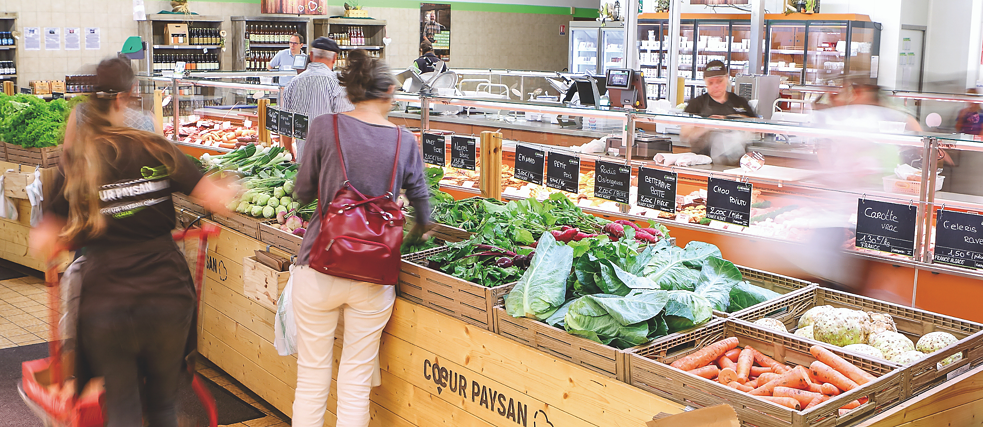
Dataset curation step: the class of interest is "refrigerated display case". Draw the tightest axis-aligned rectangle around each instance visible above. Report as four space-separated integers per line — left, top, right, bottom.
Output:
766 22 806 85
569 25 598 75
568 21 624 75
601 27 625 73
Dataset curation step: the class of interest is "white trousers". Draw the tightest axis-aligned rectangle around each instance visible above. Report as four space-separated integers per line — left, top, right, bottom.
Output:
290 266 396 427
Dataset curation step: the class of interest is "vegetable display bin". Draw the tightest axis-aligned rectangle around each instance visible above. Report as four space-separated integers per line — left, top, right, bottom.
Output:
212 211 263 239
628 319 904 427
713 266 817 318
259 220 302 256
4 143 61 168
427 223 473 243
172 192 208 217
731 286 983 399
243 255 290 312
398 246 515 332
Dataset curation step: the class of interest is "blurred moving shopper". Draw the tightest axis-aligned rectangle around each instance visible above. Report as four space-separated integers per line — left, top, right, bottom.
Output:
681 60 756 165
956 88 983 135
289 49 431 427
29 57 234 427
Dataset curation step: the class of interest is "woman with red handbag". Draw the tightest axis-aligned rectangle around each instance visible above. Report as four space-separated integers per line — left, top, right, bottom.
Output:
290 49 430 427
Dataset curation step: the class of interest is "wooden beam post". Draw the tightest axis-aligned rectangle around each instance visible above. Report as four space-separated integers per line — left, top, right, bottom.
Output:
3 81 13 96
479 131 502 200
153 89 165 136
258 98 270 146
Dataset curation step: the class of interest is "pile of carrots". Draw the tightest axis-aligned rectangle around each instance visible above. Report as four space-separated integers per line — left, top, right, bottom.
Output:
669 337 876 413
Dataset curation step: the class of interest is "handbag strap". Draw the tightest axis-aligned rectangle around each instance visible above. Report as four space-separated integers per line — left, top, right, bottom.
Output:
332 114 402 198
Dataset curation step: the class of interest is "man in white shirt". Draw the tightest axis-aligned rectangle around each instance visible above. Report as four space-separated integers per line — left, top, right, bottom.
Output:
269 33 304 87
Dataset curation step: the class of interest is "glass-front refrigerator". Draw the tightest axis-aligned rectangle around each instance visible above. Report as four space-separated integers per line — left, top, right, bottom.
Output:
601 27 625 74
766 22 806 85
569 21 624 75
847 22 880 82
569 26 598 74
730 24 751 77
806 23 848 86
694 21 729 81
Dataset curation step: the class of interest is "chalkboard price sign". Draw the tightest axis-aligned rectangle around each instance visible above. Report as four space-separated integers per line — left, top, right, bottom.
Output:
265 107 279 133
293 113 309 140
278 110 294 137
450 136 476 171
421 133 446 166
855 199 917 257
514 144 545 185
545 152 580 193
933 209 983 269
51 92 65 99
593 161 631 204
637 167 677 213
705 177 753 227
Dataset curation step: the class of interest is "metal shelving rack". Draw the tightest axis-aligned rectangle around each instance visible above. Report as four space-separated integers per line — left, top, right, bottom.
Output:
0 13 17 90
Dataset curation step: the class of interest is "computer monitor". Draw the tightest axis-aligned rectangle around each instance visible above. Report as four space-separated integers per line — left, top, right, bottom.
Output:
606 69 632 90
563 77 606 106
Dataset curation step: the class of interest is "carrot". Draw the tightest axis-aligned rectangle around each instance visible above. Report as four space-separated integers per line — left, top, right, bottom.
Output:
756 372 780 384
718 354 737 371
760 396 801 410
772 364 792 374
727 381 754 392
810 345 876 386
821 383 841 396
737 347 755 381
688 365 720 379
840 400 861 410
774 386 823 407
750 366 772 376
724 348 741 363
749 347 784 370
745 379 759 388
802 364 824 384
718 368 741 385
795 366 813 383
810 361 859 392
805 394 831 410
807 383 824 394
671 337 740 371
750 366 810 396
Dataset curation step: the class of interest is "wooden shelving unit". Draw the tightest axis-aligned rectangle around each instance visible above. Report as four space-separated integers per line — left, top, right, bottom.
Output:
231 16 311 72
0 13 17 90
137 14 226 75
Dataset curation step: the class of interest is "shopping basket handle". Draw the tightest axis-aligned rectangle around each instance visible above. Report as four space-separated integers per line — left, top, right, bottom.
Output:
172 223 222 242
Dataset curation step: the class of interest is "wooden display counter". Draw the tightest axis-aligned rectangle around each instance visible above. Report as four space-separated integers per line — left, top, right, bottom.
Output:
0 160 71 271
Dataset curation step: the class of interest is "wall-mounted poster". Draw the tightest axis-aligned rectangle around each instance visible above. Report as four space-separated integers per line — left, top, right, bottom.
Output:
421 3 450 62
261 0 325 15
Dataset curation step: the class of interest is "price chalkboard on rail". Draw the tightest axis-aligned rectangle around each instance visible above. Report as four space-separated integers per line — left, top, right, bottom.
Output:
513 144 545 185
450 136 476 171
593 161 631 204
637 167 677 214
705 177 752 227
265 107 279 134
855 199 917 257
933 209 983 269
292 113 309 140
51 92 64 99
278 110 294 137
545 151 580 194
421 133 446 166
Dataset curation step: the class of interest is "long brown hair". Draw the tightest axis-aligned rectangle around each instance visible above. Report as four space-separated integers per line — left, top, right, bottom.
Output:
60 57 184 242
338 49 396 104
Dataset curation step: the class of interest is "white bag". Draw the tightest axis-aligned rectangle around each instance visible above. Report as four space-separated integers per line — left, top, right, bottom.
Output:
25 167 44 227
274 266 297 356
0 174 18 221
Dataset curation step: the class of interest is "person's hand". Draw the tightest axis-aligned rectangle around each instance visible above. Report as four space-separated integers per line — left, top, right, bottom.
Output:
192 174 240 216
29 215 67 260
404 222 432 246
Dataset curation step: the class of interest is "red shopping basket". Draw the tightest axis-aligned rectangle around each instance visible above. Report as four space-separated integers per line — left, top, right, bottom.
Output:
19 223 222 427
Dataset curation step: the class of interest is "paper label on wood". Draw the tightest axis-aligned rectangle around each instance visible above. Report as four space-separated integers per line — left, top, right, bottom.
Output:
855 199 916 257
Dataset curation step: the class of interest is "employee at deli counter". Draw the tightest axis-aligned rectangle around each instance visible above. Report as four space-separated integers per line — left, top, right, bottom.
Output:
680 60 756 165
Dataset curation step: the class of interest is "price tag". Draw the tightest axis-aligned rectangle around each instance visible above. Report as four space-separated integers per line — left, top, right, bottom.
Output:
855 199 917 257
221 121 232 130
265 107 279 133
514 144 545 185
637 167 677 213
933 209 983 269
421 133 446 166
450 136 476 170
593 160 631 204
278 110 294 137
293 113 309 140
244 119 253 128
20 87 31 94
545 151 580 194
174 61 186 74
705 177 752 227
51 92 65 99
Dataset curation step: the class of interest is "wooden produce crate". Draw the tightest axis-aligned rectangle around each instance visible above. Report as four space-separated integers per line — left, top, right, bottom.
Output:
258 220 303 256
0 141 6 161
212 212 264 239
172 192 208 217
712 266 816 318
398 246 514 332
628 319 905 427
731 286 983 399
428 223 472 243
243 255 290 312
2 166 58 200
5 143 62 168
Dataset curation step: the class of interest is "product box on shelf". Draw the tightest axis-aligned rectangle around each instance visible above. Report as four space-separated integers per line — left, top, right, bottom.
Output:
243 255 289 312
398 245 514 332
29 81 49 95
731 286 983 398
628 319 905 427
165 23 189 45
4 143 61 168
212 212 263 239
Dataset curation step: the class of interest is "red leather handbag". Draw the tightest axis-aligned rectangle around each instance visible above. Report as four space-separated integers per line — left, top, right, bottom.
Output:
308 115 405 285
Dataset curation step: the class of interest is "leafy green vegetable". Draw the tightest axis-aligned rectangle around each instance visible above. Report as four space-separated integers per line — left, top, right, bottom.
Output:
563 290 670 349
504 232 574 320
662 290 714 332
0 94 67 148
643 241 722 291
427 234 527 288
694 257 743 312
729 281 782 313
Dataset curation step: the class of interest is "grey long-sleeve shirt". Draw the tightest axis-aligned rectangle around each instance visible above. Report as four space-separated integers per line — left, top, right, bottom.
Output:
293 113 431 264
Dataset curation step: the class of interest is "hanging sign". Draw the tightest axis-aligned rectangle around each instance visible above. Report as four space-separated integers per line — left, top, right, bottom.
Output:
278 110 294 137
593 161 631 204
265 107 279 133
514 144 545 185
421 133 446 167
545 152 580 194
637 167 677 213
705 177 752 227
933 209 983 269
855 199 917 257
292 113 309 140
450 136 476 171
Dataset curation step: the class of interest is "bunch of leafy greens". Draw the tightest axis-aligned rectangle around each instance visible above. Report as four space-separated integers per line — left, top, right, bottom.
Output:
427 233 532 289
563 290 670 348
0 94 68 148
477 193 608 245
424 167 455 206
430 197 505 232
504 231 573 320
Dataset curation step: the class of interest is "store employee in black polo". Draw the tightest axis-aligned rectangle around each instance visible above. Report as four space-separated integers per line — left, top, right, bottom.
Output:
681 60 757 165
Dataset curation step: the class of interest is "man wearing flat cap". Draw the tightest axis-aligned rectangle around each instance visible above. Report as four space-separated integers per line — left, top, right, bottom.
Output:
280 36 354 161
681 60 757 165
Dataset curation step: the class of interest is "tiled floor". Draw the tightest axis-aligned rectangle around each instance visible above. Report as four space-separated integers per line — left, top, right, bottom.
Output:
0 273 292 427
